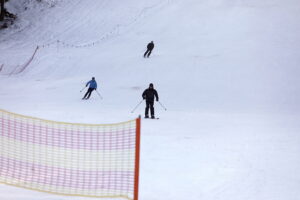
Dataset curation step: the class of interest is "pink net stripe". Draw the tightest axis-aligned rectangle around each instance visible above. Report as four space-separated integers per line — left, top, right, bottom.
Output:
1 118 136 150
0 157 134 191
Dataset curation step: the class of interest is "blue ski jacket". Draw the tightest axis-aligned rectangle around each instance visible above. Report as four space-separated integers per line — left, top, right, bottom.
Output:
86 80 97 89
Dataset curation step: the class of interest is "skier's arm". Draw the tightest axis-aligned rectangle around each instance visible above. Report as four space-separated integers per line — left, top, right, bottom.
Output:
155 90 159 101
142 90 146 99
86 80 91 87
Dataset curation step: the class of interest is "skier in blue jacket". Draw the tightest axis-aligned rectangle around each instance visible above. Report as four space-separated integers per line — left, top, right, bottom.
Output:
82 77 97 100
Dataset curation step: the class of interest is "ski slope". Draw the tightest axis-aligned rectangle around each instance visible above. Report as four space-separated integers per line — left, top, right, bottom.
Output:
1 0 300 199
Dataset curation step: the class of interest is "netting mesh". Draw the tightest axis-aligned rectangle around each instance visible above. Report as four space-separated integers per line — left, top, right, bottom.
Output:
0 109 140 200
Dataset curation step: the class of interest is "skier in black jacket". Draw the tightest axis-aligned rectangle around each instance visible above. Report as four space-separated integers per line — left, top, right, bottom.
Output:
143 41 154 58
142 83 159 118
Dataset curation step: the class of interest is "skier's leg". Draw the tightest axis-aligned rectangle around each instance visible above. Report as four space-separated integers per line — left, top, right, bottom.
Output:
87 91 91 99
83 90 90 99
86 88 93 99
145 101 150 118
147 50 152 57
144 50 149 57
150 102 155 118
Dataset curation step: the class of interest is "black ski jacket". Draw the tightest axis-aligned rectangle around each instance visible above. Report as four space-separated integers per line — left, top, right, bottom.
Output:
147 42 154 50
142 88 159 102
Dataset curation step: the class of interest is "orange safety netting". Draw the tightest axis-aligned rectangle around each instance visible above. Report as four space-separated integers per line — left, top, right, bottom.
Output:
0 109 141 200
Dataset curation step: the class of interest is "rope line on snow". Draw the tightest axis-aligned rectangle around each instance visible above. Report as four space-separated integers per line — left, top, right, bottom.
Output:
39 25 120 49
37 0 170 50
1 26 118 76
8 46 39 76
0 46 39 76
1 28 119 76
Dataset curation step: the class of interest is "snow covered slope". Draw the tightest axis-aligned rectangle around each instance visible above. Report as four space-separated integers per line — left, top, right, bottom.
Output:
1 0 300 115
1 0 300 199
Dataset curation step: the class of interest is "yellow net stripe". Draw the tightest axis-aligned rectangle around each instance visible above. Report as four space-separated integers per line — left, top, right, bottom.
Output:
0 109 135 126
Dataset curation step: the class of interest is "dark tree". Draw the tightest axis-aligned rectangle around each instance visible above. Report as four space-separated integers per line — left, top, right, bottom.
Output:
0 0 4 21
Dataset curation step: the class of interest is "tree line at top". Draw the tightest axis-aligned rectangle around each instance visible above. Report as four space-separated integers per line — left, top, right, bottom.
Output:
0 0 17 29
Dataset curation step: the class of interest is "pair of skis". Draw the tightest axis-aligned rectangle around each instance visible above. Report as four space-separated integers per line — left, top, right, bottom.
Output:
144 117 159 120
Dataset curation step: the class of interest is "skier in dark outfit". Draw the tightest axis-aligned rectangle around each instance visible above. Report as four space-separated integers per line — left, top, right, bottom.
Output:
82 77 97 100
142 83 159 118
143 41 154 58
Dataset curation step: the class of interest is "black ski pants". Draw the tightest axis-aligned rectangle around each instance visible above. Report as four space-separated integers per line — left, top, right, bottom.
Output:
83 88 95 99
145 101 155 117
144 49 153 57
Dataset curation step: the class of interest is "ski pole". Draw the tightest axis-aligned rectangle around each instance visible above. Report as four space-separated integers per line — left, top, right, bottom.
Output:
95 90 103 99
131 100 144 113
158 101 167 111
80 86 86 92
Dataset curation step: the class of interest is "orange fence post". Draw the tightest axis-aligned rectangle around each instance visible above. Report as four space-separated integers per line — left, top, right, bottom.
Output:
134 116 141 200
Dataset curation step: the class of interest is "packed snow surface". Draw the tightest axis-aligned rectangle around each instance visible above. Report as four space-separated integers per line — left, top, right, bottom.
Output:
0 0 300 199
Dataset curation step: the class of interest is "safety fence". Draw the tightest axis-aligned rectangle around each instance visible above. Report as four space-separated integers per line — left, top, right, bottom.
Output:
0 109 141 200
